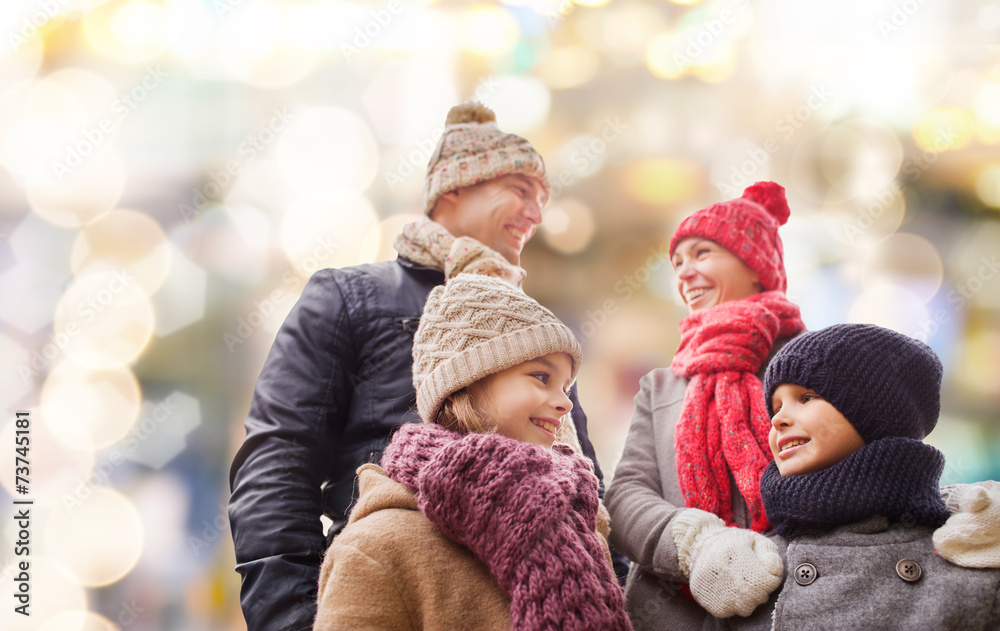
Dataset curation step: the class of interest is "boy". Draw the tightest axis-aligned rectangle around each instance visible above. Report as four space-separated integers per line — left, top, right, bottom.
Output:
723 323 1000 630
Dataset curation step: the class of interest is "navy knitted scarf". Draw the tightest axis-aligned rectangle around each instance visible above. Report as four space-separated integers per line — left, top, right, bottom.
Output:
760 437 950 536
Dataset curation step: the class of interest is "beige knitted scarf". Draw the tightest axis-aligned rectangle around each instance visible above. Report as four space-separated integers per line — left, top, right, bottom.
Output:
392 216 526 287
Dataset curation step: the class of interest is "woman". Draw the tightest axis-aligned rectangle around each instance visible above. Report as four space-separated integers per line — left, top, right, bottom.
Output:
607 182 1000 630
314 273 630 631
606 181 809 629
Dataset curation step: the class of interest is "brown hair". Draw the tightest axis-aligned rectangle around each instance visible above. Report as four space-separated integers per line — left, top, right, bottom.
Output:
434 387 495 435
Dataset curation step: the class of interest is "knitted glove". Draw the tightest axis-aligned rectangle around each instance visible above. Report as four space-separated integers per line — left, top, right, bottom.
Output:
933 481 1000 568
672 508 784 618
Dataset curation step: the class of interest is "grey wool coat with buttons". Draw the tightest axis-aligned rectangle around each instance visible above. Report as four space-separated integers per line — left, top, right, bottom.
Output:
714 516 1000 631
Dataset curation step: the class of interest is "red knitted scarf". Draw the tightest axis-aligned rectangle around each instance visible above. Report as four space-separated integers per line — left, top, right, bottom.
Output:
672 291 805 533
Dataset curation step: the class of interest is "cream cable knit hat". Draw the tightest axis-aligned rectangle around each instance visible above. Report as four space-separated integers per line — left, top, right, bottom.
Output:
422 102 551 215
412 273 582 424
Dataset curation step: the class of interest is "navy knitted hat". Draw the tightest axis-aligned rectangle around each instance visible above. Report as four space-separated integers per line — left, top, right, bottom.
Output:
763 324 942 443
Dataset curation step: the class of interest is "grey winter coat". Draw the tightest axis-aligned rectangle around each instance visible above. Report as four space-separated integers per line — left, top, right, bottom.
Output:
716 516 1000 631
605 336 798 631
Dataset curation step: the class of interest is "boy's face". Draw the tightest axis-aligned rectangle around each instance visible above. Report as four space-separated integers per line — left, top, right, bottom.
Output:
768 384 865 476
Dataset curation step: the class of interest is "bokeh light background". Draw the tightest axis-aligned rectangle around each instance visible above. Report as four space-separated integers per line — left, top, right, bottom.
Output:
1 0 999 628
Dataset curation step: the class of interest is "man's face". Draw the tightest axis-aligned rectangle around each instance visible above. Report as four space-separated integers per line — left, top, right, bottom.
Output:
437 174 546 265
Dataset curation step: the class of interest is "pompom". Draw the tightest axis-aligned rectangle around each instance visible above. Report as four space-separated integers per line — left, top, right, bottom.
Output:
445 102 497 126
742 181 790 225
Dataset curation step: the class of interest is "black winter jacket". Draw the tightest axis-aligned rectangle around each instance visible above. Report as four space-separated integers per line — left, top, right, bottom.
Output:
228 257 603 631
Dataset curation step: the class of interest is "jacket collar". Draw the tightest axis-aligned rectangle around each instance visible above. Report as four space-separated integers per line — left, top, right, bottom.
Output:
348 464 418 525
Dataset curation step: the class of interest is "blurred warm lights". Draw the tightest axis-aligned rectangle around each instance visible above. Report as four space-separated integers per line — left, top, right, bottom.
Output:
0 333 32 409
912 108 977 153
45 487 144 587
481 75 552 134
363 213 422 263
281 189 380 273
460 5 520 57
646 33 686 80
819 186 906 248
26 149 126 229
975 164 1000 208
847 284 928 339
0 557 88 631
600 5 663 56
162 0 213 60
974 77 1000 128
83 0 170 64
537 45 600 90
361 60 458 146
956 329 1000 396
557 134 608 178
41 361 142 450
149 243 208 336
860 233 943 303
71 209 172 297
0 413 95 497
276 107 380 194
0 30 44 88
52 271 156 369
217 0 318 89
541 199 596 254
623 158 700 205
821 119 903 198
39 611 120 631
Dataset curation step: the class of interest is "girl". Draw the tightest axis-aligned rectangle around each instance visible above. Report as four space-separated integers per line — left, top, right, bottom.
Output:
313 273 631 631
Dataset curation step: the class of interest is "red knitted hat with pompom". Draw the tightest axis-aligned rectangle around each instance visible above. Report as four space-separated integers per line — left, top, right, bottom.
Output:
668 181 791 292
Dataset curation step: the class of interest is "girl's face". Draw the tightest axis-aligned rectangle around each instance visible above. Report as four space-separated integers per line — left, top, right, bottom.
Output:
768 384 865 476
466 352 574 448
672 237 762 313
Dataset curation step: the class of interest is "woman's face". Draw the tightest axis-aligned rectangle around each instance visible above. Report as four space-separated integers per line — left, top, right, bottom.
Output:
672 237 762 313
466 352 574 448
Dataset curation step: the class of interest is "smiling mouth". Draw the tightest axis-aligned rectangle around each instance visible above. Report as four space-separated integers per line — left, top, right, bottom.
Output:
780 438 810 453
530 418 560 435
506 225 529 244
685 287 712 302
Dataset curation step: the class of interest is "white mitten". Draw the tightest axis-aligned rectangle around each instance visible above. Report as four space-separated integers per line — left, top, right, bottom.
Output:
933 481 1000 568
672 508 784 618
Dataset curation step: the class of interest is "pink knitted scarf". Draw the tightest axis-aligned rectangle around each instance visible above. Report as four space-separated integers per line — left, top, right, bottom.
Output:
671 291 805 533
382 423 632 631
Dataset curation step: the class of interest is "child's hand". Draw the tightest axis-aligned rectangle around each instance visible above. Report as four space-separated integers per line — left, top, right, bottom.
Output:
933 481 1000 568
672 508 784 618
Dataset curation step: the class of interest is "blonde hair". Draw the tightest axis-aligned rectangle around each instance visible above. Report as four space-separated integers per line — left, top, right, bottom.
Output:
435 387 495 435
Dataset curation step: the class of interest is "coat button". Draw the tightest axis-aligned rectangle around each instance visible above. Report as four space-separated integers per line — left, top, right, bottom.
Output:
793 562 817 586
896 559 922 582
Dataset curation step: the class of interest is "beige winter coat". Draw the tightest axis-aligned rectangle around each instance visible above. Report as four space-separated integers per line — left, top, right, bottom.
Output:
314 463 613 631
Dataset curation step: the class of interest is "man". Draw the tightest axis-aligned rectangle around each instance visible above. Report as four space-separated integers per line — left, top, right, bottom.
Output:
228 103 608 631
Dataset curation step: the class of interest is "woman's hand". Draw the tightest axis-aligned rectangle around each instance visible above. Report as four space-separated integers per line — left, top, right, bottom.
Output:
672 508 784 618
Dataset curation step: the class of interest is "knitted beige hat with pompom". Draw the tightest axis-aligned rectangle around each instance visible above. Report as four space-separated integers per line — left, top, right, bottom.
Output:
422 102 551 215
412 273 581 423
